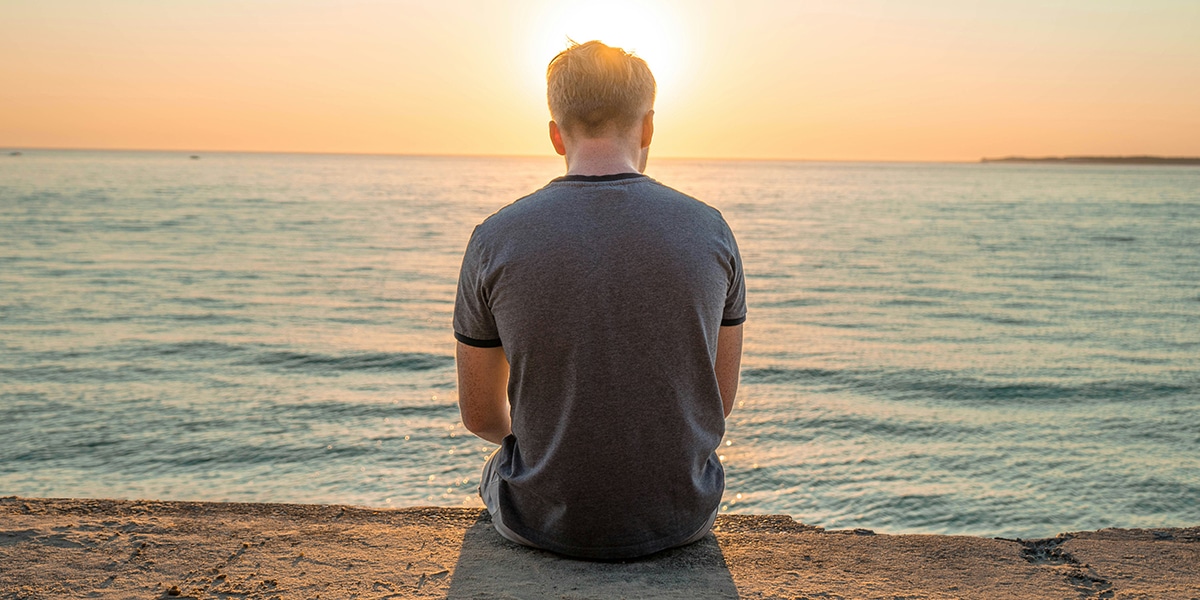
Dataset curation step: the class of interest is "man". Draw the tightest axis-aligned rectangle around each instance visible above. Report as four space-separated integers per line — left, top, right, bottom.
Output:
453 40 745 560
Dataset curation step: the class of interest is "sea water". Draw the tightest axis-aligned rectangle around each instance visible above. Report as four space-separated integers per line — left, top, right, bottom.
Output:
1 150 1197 538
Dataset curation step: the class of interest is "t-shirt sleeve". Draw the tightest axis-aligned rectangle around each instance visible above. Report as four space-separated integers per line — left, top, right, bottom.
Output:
453 227 502 347
722 226 747 327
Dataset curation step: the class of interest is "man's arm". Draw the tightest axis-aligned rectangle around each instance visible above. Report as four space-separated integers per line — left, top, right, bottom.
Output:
456 342 512 444
716 324 743 418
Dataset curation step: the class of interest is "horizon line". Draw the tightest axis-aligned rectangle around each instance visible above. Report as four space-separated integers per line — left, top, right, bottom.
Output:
1 145 989 164
10 145 1198 165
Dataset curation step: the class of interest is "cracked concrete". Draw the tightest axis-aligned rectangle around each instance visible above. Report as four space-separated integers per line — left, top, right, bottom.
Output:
1009 536 1115 598
2 497 1197 599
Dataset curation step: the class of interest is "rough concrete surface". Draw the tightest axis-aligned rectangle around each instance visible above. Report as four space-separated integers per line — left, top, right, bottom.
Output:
1 497 1196 599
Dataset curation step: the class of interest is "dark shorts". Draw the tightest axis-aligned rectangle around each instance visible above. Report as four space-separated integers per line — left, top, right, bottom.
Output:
478 450 719 556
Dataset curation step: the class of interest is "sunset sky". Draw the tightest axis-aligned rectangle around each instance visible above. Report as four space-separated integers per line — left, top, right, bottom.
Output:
2 0 1198 161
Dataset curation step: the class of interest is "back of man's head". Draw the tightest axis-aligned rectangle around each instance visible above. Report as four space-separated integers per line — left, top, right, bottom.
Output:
547 40 656 138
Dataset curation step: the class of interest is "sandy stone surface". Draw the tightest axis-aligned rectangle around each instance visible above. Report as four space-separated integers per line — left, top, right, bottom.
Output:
1 496 1197 599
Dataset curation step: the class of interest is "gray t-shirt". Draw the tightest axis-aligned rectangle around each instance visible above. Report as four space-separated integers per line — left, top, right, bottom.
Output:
453 173 746 559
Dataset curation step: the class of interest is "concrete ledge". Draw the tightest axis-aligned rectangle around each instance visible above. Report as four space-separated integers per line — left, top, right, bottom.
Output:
2 497 1197 599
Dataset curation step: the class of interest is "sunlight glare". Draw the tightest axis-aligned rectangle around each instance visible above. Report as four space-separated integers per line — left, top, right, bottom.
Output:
524 0 689 110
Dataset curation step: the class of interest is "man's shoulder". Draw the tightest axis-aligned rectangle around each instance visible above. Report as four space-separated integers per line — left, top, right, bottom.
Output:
469 176 731 249
629 178 734 238
641 178 724 216
468 185 553 242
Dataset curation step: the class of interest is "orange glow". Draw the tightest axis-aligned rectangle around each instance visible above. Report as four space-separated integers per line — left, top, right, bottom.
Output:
523 1 691 110
1 1 1198 161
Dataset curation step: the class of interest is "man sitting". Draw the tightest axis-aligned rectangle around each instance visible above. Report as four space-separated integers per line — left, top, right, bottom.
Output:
453 40 746 560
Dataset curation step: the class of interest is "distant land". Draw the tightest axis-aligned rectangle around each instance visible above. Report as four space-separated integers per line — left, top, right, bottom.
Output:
982 155 1200 166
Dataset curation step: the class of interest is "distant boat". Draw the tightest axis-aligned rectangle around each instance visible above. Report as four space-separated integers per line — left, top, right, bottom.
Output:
8 151 20 156
190 155 201 160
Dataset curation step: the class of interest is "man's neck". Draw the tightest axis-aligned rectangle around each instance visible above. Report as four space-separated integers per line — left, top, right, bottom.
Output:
563 136 645 177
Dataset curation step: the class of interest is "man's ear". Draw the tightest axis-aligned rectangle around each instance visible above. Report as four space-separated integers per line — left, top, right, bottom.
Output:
549 121 567 156
640 110 655 149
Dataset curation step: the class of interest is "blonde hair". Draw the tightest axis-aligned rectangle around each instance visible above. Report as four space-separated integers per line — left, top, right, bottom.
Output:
547 40 656 137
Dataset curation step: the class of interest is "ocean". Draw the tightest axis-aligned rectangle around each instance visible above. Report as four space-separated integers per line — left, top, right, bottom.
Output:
1 150 1197 538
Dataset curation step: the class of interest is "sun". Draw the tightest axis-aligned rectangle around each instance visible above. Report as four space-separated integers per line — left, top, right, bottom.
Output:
523 0 689 108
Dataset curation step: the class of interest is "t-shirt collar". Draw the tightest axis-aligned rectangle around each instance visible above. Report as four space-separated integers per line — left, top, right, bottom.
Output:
551 172 647 183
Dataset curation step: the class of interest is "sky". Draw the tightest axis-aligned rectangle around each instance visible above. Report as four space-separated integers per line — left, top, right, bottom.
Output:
2 0 1198 161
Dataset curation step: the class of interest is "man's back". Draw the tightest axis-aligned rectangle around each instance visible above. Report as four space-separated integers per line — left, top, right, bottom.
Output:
454 39 745 560
454 173 745 558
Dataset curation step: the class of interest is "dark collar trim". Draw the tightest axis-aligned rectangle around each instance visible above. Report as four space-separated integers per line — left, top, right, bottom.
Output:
552 172 647 183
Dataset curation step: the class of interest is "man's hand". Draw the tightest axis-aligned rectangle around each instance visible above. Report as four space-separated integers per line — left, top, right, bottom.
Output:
456 342 512 444
716 324 743 418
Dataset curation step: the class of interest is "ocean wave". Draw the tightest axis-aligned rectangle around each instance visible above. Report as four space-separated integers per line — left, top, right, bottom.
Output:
0 364 171 383
927 311 1045 326
246 350 453 373
741 366 1195 403
757 297 827 308
144 340 246 358
74 341 454 373
744 410 987 443
264 399 454 420
0 393 457 470
6 341 455 383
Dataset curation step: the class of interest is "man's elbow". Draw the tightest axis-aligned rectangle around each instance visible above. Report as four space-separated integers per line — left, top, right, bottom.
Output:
458 401 511 444
460 412 493 437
